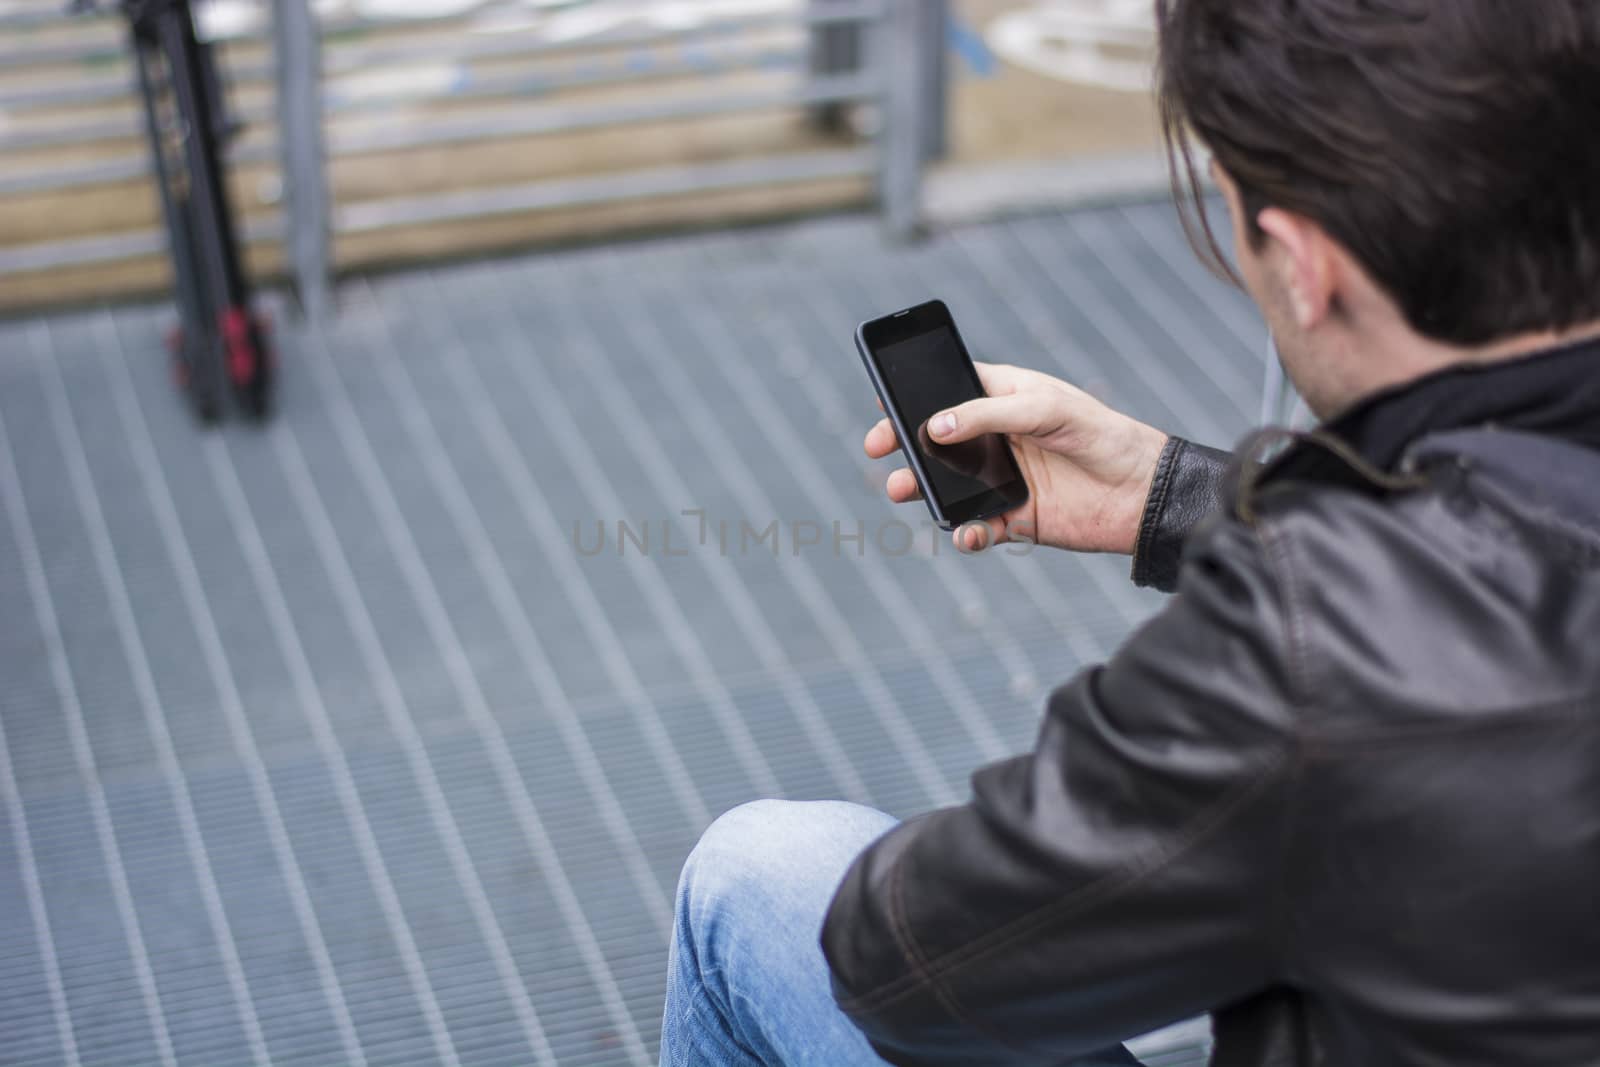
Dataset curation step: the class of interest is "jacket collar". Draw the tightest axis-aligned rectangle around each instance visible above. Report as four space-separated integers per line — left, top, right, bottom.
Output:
1265 334 1600 488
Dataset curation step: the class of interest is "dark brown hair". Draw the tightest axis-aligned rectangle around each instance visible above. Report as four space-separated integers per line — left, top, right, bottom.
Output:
1156 0 1600 345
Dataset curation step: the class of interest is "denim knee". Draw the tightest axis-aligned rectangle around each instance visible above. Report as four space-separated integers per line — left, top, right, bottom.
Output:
682 799 798 887
665 801 901 1067
676 800 898 961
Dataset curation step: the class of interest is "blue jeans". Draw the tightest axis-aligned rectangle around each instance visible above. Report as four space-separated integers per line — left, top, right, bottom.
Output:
660 799 1143 1067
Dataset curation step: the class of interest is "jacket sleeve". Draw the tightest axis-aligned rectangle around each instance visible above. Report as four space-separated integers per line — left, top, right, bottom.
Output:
821 517 1299 1067
1132 437 1233 592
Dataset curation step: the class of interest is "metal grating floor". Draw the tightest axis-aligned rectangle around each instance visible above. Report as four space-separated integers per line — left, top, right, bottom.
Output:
0 200 1265 1067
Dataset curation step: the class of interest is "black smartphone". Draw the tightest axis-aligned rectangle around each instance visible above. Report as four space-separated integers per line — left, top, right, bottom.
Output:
855 299 1029 531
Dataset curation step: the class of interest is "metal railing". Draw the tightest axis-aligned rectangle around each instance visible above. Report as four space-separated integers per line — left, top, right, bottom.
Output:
0 0 948 319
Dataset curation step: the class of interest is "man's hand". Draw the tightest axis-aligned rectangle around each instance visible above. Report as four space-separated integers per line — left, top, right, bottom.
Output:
864 363 1168 554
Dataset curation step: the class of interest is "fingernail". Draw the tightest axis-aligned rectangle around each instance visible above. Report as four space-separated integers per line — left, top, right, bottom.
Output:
932 412 957 437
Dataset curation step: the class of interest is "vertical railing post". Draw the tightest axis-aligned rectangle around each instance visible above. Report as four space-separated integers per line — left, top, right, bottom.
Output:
878 0 927 239
271 0 330 322
919 0 949 162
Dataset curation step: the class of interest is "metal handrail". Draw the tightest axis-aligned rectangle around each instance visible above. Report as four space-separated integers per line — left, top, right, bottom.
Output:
0 209 284 274
325 73 878 156
0 3 872 74
338 148 876 233
0 62 862 196
0 36 804 153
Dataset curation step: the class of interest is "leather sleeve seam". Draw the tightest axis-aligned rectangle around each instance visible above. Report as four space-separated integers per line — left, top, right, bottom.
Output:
1258 519 1316 709
1248 517 1312 976
884 854 1036 1056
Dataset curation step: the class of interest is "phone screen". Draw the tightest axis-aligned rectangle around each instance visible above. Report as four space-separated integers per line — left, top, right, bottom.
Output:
867 310 1027 524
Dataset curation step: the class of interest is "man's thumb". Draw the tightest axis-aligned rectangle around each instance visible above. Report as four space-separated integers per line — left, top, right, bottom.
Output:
928 395 1038 443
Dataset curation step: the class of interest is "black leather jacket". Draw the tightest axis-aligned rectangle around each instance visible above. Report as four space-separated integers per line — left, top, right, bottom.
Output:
822 338 1600 1067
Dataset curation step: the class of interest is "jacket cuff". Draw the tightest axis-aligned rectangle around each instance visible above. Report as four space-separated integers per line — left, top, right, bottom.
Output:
1131 437 1232 593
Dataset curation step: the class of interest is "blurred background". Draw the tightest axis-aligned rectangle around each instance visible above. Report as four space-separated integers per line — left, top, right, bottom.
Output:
0 0 1171 311
0 2 1261 1065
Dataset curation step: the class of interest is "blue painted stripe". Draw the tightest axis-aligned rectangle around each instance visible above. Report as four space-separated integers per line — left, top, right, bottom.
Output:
949 15 997 78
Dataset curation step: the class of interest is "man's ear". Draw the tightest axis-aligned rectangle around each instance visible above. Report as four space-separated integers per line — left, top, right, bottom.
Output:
1256 208 1336 329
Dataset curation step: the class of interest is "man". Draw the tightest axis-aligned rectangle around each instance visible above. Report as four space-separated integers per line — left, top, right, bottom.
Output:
660 0 1600 1064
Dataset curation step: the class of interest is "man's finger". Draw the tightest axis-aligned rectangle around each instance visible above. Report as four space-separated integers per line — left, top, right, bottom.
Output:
926 392 1054 445
886 468 922 503
864 418 902 459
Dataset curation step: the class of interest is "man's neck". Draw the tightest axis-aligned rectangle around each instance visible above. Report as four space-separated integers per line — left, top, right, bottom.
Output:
1271 330 1600 488
1323 316 1600 421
